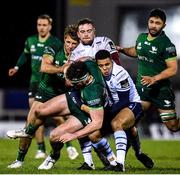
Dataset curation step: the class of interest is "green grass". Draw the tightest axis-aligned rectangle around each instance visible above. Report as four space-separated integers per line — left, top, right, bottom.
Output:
0 137 180 174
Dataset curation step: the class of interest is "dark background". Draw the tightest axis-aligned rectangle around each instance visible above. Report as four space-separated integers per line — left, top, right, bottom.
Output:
0 0 66 89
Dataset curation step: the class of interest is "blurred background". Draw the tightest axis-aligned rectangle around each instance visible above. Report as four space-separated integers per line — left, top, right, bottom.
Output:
0 0 180 139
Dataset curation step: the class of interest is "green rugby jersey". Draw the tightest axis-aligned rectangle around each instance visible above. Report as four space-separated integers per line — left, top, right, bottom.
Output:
80 60 106 109
16 34 61 85
38 41 69 96
135 31 177 89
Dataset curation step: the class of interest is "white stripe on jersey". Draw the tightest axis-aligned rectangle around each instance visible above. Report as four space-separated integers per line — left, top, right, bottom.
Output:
70 36 117 61
106 62 141 104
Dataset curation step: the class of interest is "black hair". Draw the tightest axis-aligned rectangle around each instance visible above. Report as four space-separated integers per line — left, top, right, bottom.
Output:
95 50 111 61
66 61 88 81
77 18 95 28
148 8 166 23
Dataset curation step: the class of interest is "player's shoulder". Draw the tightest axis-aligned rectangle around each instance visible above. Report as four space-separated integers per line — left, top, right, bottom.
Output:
137 33 147 39
26 34 38 41
159 31 174 44
49 35 63 44
94 36 112 43
71 43 85 53
112 62 128 78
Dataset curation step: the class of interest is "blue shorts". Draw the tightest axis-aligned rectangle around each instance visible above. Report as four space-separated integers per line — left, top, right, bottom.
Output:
101 102 143 136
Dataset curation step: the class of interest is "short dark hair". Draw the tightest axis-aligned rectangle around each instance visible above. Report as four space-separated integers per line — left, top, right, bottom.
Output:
38 14 52 24
95 50 111 61
148 8 166 23
64 24 79 42
66 61 88 83
77 18 95 28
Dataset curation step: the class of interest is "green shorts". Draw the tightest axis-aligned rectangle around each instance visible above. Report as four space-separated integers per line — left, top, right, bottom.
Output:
28 82 39 98
35 87 62 103
66 93 91 126
137 85 175 110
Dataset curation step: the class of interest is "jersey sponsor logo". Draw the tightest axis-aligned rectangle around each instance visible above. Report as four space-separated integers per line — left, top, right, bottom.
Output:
166 46 176 54
32 55 42 61
37 43 44 47
149 46 157 54
138 55 154 63
30 45 36 52
86 98 101 106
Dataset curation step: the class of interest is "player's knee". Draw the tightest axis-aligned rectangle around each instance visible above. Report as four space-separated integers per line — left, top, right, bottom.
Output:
35 105 46 117
160 112 179 132
50 130 59 142
111 118 123 131
165 122 179 132
89 131 101 143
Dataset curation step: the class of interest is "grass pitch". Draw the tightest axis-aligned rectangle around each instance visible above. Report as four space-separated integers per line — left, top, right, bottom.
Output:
0 137 180 174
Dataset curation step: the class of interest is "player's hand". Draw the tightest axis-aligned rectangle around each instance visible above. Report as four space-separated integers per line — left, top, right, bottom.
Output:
59 133 77 143
65 79 73 87
8 68 18 76
116 45 124 52
141 76 157 87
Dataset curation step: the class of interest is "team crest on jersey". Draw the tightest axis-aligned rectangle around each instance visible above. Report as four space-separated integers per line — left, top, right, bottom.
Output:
144 41 151 45
30 45 36 52
149 46 158 54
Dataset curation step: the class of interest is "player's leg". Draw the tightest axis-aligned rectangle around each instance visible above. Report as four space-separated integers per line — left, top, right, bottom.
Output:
34 125 46 159
38 115 83 170
54 116 79 160
111 103 142 172
90 132 117 169
28 85 47 159
126 127 154 169
7 101 43 168
78 137 95 170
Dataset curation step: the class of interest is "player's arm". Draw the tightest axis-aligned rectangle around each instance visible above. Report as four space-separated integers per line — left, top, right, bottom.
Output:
104 38 121 65
8 52 29 76
116 46 137 58
141 58 177 87
40 54 67 74
111 51 121 65
60 107 104 143
9 37 31 77
74 107 104 138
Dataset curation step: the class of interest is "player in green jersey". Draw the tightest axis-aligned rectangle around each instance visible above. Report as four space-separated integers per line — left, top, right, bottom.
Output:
7 24 80 169
117 8 180 132
7 60 107 170
8 14 59 159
